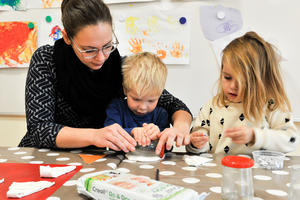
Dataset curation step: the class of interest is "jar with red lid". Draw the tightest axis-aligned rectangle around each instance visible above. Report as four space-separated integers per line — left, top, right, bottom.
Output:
221 155 254 200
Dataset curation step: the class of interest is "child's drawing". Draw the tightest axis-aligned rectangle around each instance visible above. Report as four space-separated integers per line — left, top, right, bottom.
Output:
0 22 37 68
0 0 26 10
200 5 243 41
39 13 63 46
104 0 156 4
114 9 190 64
27 0 63 8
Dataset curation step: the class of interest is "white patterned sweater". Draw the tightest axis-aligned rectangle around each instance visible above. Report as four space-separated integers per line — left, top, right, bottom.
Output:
186 100 299 155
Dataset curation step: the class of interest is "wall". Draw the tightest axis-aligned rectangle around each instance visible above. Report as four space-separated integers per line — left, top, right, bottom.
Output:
1 0 300 151
0 0 300 119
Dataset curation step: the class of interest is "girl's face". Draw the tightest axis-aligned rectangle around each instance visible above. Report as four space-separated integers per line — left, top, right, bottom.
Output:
125 90 160 116
221 62 242 103
65 22 113 71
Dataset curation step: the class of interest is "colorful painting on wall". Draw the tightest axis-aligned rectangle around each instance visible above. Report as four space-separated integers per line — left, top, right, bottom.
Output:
27 0 63 9
104 0 156 4
114 9 191 64
0 21 37 68
39 13 63 46
0 0 26 10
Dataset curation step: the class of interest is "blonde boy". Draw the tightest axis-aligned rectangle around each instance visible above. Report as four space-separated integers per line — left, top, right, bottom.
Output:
104 52 169 148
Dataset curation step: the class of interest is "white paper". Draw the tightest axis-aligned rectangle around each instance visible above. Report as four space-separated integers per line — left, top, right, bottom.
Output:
0 178 4 184
38 13 63 46
7 181 54 198
183 155 213 167
200 5 243 41
104 0 156 4
0 0 26 11
40 165 76 178
113 7 191 64
27 0 63 8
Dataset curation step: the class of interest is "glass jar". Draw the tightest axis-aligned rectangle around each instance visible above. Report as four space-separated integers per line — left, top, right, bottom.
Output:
221 155 254 200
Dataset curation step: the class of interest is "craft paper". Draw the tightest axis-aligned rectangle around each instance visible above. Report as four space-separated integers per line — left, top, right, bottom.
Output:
40 165 76 178
7 181 55 198
79 154 106 164
183 155 213 167
200 5 243 41
39 13 63 46
0 21 37 68
0 163 82 200
113 8 191 64
0 0 26 11
27 0 63 8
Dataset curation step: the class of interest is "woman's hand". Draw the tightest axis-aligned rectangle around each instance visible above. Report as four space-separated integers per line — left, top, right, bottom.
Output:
142 123 160 140
131 127 151 147
224 126 255 145
190 132 209 149
155 127 190 154
93 124 137 152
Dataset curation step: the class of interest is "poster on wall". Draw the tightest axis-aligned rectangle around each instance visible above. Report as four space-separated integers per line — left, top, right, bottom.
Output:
26 0 156 8
200 5 243 41
39 14 63 46
104 0 156 4
0 0 26 10
27 0 63 9
0 21 37 68
113 8 191 64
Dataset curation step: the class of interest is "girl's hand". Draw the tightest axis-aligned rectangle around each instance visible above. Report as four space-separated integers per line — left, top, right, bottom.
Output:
142 123 160 140
131 127 151 147
93 124 136 152
224 126 255 145
190 132 209 149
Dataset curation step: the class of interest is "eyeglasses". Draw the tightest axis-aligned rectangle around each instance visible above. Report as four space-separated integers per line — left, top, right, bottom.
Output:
71 32 119 59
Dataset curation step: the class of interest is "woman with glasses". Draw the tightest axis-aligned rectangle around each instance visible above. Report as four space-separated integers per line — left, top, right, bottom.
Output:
19 0 192 154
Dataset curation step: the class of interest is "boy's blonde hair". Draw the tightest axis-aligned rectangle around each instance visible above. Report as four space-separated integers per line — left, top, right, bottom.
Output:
214 31 291 122
122 52 167 97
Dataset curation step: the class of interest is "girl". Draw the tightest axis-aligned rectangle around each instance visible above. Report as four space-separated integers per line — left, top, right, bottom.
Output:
187 31 299 154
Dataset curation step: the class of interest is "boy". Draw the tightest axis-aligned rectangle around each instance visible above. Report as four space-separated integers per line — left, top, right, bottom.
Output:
104 52 169 155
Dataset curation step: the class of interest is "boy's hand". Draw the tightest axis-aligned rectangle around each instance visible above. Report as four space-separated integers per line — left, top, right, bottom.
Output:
131 127 151 147
224 126 255 145
142 123 160 140
190 132 209 149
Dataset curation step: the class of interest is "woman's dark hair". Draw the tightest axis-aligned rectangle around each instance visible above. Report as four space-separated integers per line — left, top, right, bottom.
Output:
61 0 112 39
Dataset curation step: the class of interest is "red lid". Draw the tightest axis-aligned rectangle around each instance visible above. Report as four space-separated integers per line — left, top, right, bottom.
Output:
221 155 254 168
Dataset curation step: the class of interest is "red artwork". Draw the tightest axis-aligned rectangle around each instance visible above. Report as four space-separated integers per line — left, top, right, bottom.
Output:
0 21 37 68
0 163 82 199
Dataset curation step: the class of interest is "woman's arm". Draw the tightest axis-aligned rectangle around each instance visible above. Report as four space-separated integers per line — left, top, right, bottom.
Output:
56 125 136 152
155 90 193 154
19 46 64 148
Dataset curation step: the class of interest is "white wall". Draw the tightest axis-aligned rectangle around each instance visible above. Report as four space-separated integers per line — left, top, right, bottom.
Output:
0 116 26 147
0 0 300 119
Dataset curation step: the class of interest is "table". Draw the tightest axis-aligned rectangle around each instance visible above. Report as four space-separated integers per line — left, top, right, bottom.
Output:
0 147 299 200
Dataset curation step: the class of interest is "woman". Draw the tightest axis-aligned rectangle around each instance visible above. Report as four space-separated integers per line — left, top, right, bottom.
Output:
19 0 192 154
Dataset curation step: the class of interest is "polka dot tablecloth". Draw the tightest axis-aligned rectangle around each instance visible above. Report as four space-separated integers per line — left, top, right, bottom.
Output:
0 147 299 200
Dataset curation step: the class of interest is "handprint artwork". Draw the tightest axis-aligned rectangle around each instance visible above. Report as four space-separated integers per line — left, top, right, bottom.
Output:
115 9 190 64
129 38 144 54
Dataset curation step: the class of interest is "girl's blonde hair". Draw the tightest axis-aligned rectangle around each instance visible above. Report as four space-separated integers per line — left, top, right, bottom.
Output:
122 52 167 97
214 31 291 122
